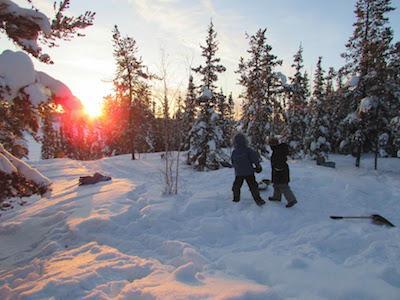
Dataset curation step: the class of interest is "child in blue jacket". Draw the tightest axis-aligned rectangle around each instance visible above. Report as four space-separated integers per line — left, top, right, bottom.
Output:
231 133 265 206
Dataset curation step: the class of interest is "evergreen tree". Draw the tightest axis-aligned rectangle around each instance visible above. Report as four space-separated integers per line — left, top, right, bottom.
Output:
225 92 236 147
324 67 342 152
182 75 197 151
341 0 395 168
192 21 226 91
305 57 330 158
237 28 282 157
134 83 156 154
216 89 230 147
112 25 153 160
286 44 309 158
188 21 229 170
41 104 61 159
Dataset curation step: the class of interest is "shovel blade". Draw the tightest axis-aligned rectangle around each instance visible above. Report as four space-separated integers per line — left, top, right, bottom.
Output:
371 214 396 227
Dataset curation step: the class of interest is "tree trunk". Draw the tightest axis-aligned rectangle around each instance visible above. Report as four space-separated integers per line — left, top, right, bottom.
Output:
374 138 378 170
355 145 361 168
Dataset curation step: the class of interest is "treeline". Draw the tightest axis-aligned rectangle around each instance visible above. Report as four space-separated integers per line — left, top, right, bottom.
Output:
40 0 400 170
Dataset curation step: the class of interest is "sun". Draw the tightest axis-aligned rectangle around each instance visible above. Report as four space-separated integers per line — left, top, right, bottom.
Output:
83 99 103 118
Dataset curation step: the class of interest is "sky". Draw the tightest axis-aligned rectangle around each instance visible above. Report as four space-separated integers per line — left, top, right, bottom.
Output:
1 0 400 115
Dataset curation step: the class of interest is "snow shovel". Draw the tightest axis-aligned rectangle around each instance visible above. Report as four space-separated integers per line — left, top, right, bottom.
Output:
330 214 395 227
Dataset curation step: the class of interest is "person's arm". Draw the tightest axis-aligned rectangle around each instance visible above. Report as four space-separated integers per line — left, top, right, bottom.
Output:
249 149 262 173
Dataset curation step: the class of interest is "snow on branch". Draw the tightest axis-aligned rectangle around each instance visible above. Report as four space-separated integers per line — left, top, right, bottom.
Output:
0 144 51 188
0 50 81 110
0 0 95 63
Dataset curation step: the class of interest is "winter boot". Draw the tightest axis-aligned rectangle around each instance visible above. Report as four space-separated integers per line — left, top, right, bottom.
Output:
286 200 297 208
256 199 266 206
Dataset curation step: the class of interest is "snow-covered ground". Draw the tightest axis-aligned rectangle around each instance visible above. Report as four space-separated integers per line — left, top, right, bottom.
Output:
0 154 399 299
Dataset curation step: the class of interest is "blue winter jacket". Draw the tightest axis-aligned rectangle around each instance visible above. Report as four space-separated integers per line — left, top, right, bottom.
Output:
231 134 261 177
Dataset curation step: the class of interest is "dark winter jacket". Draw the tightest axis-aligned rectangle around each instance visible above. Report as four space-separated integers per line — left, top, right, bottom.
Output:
231 134 261 177
271 143 290 184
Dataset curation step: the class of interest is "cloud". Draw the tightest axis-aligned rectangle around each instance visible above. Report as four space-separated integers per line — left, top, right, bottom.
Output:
129 0 248 61
127 0 251 99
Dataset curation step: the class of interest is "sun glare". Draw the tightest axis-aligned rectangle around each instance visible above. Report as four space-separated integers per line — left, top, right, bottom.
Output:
82 98 103 119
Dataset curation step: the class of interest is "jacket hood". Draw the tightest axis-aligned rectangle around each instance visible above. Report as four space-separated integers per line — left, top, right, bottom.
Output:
233 133 248 149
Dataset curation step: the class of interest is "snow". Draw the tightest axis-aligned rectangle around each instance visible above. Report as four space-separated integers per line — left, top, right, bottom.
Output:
36 71 81 110
0 144 51 188
0 50 81 110
0 0 51 34
200 86 213 100
343 112 359 124
359 96 378 113
346 75 360 88
23 83 47 106
0 153 17 174
0 50 36 101
25 134 41 161
0 153 399 299
276 72 287 85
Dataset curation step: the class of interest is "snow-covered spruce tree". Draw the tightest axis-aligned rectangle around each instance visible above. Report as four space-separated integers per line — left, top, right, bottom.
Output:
188 87 228 170
305 57 330 159
112 25 154 160
324 67 342 152
341 0 395 168
182 75 197 151
215 89 232 147
285 45 310 158
133 83 156 154
387 42 400 156
189 21 229 170
237 28 283 157
40 104 62 159
331 68 356 154
0 1 94 202
225 92 236 148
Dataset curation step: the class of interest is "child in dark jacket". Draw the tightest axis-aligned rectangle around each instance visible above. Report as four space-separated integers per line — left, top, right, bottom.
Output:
231 133 265 206
268 137 297 208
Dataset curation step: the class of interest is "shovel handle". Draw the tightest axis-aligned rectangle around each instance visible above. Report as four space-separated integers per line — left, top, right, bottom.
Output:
330 216 371 220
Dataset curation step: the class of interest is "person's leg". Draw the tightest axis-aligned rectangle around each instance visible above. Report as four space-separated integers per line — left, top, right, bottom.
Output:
232 176 244 202
270 184 282 201
245 175 265 205
281 184 297 207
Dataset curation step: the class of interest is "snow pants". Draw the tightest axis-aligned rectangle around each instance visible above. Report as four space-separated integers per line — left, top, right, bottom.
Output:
272 184 297 203
232 175 262 203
